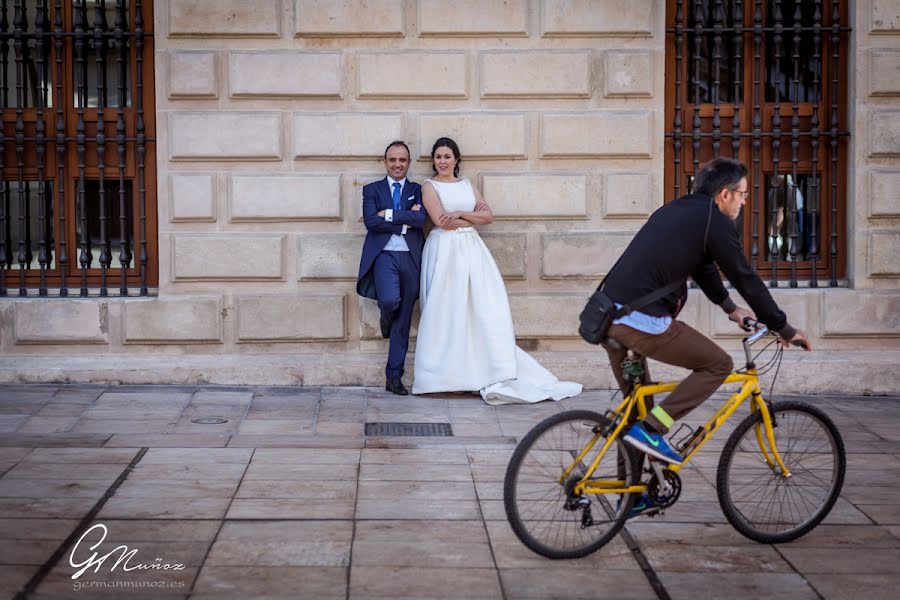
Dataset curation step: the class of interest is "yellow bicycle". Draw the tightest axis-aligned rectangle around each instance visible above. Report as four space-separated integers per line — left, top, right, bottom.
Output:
503 323 846 559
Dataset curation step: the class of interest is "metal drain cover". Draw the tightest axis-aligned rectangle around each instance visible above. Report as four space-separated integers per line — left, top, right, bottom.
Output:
365 422 453 437
191 417 228 424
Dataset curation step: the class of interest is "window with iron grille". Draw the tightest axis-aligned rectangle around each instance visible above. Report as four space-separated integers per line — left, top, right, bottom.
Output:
665 0 851 287
0 0 155 297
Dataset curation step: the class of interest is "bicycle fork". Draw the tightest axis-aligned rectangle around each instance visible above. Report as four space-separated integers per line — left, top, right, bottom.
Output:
753 394 793 478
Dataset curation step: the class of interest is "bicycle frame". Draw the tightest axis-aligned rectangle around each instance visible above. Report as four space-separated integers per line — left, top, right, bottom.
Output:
565 331 792 497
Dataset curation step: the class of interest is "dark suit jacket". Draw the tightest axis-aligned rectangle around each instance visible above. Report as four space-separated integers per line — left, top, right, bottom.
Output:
356 178 426 299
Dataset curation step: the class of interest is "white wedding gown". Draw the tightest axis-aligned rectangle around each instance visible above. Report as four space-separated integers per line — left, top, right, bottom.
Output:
411 178 582 405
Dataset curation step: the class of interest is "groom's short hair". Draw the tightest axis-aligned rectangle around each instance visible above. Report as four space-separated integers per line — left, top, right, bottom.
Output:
384 140 410 159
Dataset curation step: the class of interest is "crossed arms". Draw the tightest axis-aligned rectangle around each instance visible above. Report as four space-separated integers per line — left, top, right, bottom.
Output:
362 185 427 234
421 181 494 230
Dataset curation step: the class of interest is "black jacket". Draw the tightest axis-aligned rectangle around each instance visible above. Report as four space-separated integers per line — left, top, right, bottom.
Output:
603 193 795 339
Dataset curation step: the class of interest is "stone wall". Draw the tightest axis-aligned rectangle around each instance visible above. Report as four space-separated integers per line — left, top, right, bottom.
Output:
155 0 664 350
0 0 898 395
855 0 900 289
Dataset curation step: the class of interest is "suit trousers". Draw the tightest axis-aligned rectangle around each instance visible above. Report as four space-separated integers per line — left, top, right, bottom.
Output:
604 321 733 434
373 250 419 378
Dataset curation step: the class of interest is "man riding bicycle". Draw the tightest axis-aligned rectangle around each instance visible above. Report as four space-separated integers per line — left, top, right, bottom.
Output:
601 158 812 470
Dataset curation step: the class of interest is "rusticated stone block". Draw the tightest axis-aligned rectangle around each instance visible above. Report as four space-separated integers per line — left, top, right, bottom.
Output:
359 297 419 340
173 234 285 280
294 0 404 37
541 0 654 36
540 233 633 279
418 0 528 36
872 0 900 33
870 171 900 217
869 231 900 276
229 175 341 222
508 293 582 338
710 290 811 338
603 51 653 97
14 301 109 344
230 52 342 97
480 233 527 279
357 52 467 98
236 295 346 342
168 0 280 37
170 173 216 222
417 113 527 159
169 112 282 161
870 111 900 156
479 51 591 98
604 173 653 217
541 112 652 158
293 113 403 158
870 51 900 95
345 173 391 222
298 234 366 280
481 174 587 219
167 51 217 98
822 291 900 337
123 297 223 344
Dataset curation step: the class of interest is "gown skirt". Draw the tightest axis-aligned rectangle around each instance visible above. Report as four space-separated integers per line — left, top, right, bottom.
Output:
411 179 581 405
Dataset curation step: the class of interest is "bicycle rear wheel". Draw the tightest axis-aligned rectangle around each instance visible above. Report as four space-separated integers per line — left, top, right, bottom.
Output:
503 410 639 559
717 400 846 543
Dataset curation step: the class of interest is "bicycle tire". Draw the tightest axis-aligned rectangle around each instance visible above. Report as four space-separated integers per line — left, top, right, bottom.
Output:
503 410 640 559
717 400 846 543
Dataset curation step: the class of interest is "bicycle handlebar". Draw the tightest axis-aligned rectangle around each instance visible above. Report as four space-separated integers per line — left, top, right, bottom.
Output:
741 318 770 366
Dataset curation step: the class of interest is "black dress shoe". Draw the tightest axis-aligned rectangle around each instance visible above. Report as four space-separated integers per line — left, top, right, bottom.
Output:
385 377 409 395
380 313 392 339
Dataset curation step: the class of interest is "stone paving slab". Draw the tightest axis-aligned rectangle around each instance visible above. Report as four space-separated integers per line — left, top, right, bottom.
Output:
658 572 820 600
192 566 346 599
0 384 897 599
802 573 900 600
498 567 655 599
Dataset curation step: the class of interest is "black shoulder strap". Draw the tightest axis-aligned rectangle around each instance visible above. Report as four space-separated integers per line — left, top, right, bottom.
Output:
603 196 715 318
617 280 685 316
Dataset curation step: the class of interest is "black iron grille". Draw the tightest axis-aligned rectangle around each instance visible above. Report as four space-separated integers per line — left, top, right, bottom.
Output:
666 0 851 288
365 422 454 437
1 0 156 297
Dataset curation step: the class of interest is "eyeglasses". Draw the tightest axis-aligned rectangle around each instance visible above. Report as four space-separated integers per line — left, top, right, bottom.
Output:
731 188 749 200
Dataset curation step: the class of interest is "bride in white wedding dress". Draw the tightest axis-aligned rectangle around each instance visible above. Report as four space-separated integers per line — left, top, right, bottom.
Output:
411 137 582 405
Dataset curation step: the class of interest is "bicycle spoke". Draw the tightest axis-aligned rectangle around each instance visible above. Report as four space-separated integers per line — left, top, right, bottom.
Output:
718 403 845 542
505 410 636 558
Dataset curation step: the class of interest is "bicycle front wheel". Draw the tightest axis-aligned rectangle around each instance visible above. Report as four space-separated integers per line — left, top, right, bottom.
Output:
503 410 639 559
717 400 846 543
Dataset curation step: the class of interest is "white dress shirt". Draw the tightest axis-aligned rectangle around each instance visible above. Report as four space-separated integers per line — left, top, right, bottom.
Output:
382 176 410 252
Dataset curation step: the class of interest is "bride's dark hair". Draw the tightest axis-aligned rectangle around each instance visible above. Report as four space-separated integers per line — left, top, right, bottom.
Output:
431 137 461 177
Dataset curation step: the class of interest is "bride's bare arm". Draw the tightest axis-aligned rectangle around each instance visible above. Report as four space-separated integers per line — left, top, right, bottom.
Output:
457 185 494 225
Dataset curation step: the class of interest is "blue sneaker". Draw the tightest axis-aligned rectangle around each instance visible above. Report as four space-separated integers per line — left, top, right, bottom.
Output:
617 492 659 519
623 422 683 464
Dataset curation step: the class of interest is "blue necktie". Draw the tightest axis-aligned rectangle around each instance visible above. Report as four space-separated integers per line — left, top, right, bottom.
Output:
392 182 402 211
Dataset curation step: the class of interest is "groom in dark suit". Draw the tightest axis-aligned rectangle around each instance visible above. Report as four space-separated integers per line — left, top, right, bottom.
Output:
357 141 426 395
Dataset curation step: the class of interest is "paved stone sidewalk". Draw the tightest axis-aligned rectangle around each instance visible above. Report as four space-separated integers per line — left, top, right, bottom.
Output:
0 384 898 599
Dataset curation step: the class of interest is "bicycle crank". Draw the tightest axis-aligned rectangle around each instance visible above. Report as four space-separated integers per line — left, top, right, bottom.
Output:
647 462 682 509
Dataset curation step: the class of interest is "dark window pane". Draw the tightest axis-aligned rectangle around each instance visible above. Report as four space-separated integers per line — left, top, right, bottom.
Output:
764 0 821 103
0 0 53 109
687 0 741 104
3 180 54 268
75 179 133 268
73 0 131 108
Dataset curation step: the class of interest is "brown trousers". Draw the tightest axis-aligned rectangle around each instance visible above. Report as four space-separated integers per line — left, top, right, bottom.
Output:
604 321 733 434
